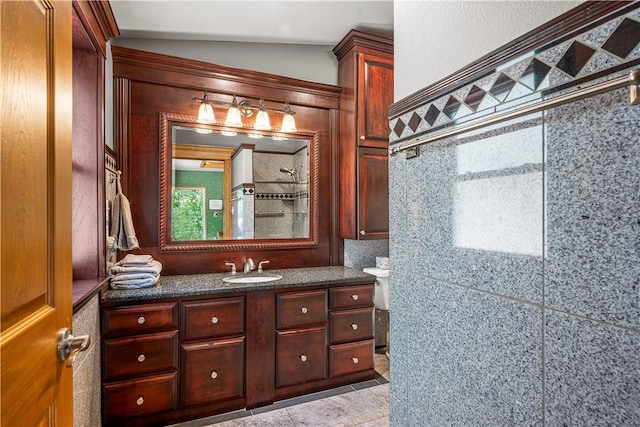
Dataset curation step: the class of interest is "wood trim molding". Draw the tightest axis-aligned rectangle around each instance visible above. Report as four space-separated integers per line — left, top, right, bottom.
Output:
158 112 321 252
329 108 343 266
389 1 635 118
114 77 130 194
332 29 394 61
111 46 341 110
72 0 119 58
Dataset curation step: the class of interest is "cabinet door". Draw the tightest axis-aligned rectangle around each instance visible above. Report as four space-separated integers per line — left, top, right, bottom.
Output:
329 339 375 378
103 330 178 381
102 302 178 338
329 308 374 344
357 53 394 149
103 372 178 420
357 147 389 239
181 336 245 407
182 297 245 340
329 285 374 309
276 327 327 388
276 290 327 329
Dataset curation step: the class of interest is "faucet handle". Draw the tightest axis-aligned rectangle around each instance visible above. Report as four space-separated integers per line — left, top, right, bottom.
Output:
258 260 270 273
224 262 236 275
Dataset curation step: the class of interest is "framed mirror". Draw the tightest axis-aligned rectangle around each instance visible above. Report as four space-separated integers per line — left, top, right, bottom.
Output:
159 112 319 251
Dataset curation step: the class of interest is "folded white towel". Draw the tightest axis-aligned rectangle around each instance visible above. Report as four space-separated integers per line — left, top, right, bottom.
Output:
120 254 153 266
109 260 163 276
110 275 159 290
111 272 158 281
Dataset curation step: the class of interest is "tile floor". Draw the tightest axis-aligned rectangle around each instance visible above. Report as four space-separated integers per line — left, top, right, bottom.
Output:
171 351 390 427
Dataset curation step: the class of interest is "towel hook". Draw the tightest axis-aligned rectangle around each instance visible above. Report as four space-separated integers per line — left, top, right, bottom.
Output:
110 170 122 183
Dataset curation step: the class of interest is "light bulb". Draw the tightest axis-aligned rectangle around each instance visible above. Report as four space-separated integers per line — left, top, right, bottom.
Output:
281 103 297 132
198 102 215 122
254 99 271 130
225 96 243 126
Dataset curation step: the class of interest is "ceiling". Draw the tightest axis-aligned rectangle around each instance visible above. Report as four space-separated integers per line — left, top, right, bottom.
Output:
109 1 394 46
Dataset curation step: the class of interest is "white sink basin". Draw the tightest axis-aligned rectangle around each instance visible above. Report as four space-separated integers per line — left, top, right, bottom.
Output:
222 274 283 284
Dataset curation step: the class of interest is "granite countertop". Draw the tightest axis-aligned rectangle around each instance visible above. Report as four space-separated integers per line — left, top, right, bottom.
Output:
102 266 375 304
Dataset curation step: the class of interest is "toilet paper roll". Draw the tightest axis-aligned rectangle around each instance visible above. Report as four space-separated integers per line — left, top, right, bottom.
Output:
376 256 390 269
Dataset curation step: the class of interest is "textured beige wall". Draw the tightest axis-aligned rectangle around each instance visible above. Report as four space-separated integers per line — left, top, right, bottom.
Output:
394 1 579 101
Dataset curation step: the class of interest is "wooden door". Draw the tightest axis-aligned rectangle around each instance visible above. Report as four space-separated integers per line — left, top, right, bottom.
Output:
357 53 394 149
1 1 74 426
357 147 389 239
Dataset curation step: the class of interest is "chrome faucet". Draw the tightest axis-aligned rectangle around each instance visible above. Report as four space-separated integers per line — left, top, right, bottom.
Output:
243 258 255 274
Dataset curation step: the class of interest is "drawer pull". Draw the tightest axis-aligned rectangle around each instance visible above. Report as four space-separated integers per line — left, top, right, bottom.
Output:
301 307 308 314
300 354 307 362
351 323 358 330
211 316 219 324
352 357 359 364
137 354 145 363
137 316 145 325
136 396 144 406
211 370 218 379
352 294 359 301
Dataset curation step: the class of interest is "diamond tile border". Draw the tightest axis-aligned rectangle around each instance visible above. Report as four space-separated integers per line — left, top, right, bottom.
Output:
390 5 640 145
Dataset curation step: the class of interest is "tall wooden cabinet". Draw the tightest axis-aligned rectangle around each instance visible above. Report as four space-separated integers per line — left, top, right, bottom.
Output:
333 30 393 240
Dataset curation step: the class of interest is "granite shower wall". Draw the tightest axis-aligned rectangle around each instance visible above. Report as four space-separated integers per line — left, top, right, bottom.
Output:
388 5 640 424
389 82 639 425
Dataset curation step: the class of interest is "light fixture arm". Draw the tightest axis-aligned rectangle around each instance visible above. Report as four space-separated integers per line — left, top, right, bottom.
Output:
193 93 294 116
193 91 297 132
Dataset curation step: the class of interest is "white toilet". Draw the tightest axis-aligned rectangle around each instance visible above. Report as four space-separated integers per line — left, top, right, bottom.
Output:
363 267 389 310
363 267 390 358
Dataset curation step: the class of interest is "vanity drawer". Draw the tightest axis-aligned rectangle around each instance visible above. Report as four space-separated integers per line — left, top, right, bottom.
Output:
182 296 245 340
181 336 245 407
276 289 327 329
329 284 374 310
102 302 178 338
276 326 327 388
103 330 178 381
329 339 374 378
329 307 374 344
103 371 177 420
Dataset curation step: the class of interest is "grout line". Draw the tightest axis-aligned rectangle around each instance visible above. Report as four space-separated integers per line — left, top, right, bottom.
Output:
544 306 640 333
541 111 547 427
399 271 640 334
285 406 297 427
402 270 545 309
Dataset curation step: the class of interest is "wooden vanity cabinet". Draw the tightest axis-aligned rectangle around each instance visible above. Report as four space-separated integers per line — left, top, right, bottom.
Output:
328 285 375 377
180 297 245 408
101 279 375 425
101 302 179 425
101 296 246 426
275 290 328 388
272 283 375 401
333 30 393 240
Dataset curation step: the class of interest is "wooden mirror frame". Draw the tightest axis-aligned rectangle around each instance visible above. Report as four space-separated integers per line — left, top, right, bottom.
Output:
159 112 319 252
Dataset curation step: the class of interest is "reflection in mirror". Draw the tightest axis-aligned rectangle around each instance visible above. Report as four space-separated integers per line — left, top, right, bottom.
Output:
159 113 318 251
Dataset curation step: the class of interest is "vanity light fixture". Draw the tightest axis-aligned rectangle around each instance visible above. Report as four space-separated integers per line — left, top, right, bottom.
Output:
254 99 271 130
281 103 297 132
192 91 297 132
196 91 215 122
224 96 244 127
